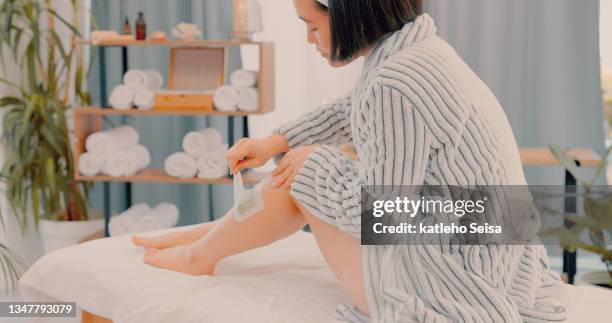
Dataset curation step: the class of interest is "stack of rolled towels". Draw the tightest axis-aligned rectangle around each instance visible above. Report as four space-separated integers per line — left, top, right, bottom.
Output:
109 69 164 110
213 69 259 112
164 127 229 179
79 126 151 177
109 203 179 237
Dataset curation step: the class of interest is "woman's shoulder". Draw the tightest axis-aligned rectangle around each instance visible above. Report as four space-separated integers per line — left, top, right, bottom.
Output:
366 37 466 99
359 38 471 142
377 37 453 80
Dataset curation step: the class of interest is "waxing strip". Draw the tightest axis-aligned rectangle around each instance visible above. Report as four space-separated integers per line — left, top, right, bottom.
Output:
233 171 269 222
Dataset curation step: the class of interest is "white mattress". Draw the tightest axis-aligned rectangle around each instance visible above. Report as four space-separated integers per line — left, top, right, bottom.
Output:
19 226 612 323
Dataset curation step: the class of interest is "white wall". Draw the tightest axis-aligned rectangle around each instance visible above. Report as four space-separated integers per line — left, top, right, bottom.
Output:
601 0 612 72
246 0 363 154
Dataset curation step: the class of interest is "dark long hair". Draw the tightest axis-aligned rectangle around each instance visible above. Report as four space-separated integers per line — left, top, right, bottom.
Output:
315 0 424 61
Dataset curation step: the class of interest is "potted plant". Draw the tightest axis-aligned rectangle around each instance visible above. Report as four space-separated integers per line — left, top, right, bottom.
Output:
540 144 612 289
0 0 101 254
0 217 24 291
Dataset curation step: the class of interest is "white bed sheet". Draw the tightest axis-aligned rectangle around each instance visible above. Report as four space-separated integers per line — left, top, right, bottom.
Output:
19 226 612 323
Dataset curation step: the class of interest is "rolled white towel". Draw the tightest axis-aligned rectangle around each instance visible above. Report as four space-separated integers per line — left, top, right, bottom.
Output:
164 152 198 178
197 144 229 179
85 126 140 155
103 144 151 177
236 87 259 112
213 85 239 111
182 128 224 158
133 88 155 110
109 85 134 110
230 69 259 88
79 152 106 177
108 203 152 237
132 203 180 232
144 69 164 91
123 69 148 90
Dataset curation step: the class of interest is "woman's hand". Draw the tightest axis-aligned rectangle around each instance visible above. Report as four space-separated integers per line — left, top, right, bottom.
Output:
270 145 318 188
227 134 289 174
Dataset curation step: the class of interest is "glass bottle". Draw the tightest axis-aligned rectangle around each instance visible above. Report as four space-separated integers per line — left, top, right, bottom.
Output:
122 17 131 35
136 12 146 40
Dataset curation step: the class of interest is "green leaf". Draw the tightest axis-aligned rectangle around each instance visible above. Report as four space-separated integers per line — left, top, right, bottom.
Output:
9 25 24 61
0 96 24 107
31 186 39 225
46 8 80 37
548 144 590 186
45 157 57 199
18 97 37 136
585 194 612 227
25 40 38 92
590 146 612 186
0 242 25 292
541 227 591 253
0 78 20 90
40 124 64 155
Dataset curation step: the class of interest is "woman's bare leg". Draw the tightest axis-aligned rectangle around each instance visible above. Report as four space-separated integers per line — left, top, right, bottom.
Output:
132 218 220 249
142 184 305 275
143 183 369 317
293 203 369 317
133 186 305 250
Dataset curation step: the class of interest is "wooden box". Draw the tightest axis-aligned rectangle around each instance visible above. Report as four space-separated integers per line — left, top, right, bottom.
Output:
154 47 226 111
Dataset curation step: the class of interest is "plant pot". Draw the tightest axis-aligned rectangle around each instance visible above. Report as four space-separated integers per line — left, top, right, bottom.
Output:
575 271 612 289
38 218 105 254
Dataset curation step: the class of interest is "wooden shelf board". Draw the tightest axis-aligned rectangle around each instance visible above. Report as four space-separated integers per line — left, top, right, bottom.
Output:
76 39 266 47
341 145 602 167
73 106 264 116
75 169 268 185
520 148 602 167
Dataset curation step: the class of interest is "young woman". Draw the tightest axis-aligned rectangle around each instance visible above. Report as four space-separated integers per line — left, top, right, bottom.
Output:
133 0 567 321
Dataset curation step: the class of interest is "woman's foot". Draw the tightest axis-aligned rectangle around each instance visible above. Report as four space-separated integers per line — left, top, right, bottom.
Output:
132 224 214 249
143 245 216 276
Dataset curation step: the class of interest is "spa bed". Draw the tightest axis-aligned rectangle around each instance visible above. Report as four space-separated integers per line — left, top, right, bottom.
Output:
19 226 612 323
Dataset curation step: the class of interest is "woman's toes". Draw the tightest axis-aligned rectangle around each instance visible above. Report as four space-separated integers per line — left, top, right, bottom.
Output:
134 236 163 249
132 236 149 246
144 248 158 257
145 248 158 255
144 256 155 265
143 251 158 264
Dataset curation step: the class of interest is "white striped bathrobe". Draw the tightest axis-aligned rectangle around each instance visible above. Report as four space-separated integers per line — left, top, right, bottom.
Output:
274 14 567 323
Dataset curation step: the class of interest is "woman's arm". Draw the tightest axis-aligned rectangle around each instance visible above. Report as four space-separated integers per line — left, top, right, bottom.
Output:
228 92 352 173
273 93 353 150
287 83 433 236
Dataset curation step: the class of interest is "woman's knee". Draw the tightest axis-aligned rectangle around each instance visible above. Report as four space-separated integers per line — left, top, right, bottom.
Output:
261 180 300 215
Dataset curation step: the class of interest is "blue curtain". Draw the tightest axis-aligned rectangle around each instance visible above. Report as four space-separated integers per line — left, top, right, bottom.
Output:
88 0 244 224
425 0 605 272
425 0 605 185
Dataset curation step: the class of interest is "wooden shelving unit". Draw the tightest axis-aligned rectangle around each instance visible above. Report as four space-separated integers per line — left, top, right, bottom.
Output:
519 148 602 167
75 106 258 116
75 168 268 185
76 38 263 47
77 39 275 114
75 38 275 235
